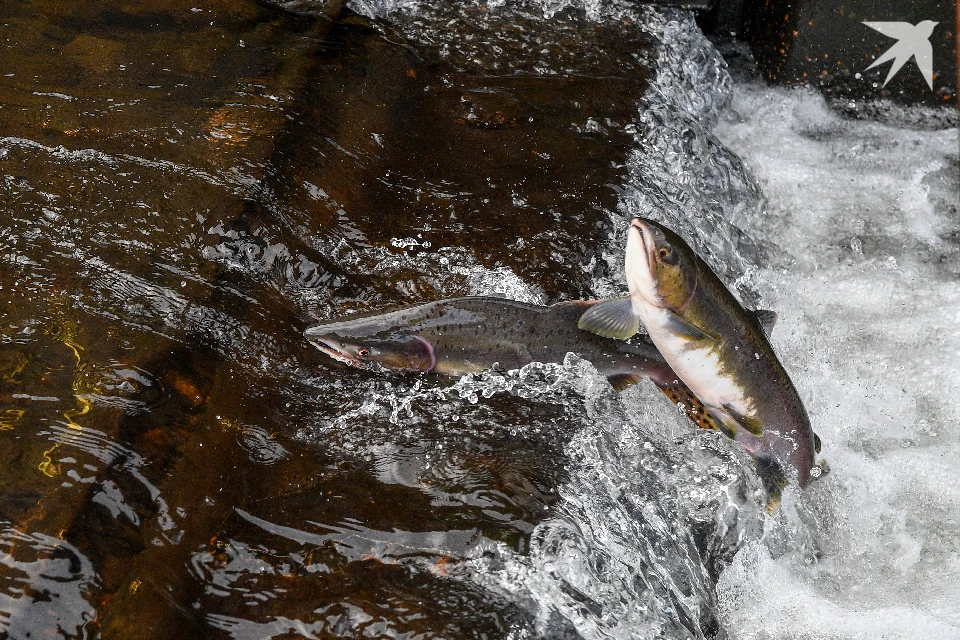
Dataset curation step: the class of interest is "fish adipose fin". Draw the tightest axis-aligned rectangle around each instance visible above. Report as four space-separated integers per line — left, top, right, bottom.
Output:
752 309 778 337
722 403 763 436
665 310 722 342
607 373 643 391
578 296 639 340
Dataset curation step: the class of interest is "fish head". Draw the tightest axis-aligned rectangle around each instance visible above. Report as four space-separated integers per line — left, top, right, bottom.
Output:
304 322 436 373
626 218 698 310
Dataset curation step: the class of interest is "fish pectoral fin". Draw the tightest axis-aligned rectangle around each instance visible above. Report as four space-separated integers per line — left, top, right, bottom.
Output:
814 432 822 454
665 310 721 343
578 296 640 340
607 373 644 391
752 309 778 337
721 403 763 436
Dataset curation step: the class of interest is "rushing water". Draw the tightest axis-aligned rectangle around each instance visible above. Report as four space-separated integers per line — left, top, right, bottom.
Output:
0 0 957 638
710 73 960 640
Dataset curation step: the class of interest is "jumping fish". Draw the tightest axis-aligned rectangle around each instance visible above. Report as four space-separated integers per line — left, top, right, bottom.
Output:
579 218 818 493
304 296 715 425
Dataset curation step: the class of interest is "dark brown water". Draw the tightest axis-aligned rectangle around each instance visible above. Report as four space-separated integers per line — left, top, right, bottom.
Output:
0 2 766 638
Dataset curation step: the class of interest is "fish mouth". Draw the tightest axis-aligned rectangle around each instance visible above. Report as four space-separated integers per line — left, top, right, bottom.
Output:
630 218 658 278
304 328 368 369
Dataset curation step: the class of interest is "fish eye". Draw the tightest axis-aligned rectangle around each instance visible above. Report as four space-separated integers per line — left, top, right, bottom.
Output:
658 248 670 259
357 348 371 358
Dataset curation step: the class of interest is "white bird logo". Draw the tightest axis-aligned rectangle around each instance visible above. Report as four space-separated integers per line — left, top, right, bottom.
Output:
862 21 938 90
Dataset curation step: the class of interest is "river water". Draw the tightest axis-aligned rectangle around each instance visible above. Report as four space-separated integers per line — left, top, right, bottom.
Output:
0 1 957 638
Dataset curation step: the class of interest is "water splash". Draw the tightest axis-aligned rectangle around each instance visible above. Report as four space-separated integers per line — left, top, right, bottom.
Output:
347 0 654 81
454 356 765 640
349 0 646 27
295 352 765 639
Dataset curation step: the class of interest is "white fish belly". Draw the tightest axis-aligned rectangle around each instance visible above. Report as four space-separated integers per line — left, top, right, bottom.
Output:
640 306 753 420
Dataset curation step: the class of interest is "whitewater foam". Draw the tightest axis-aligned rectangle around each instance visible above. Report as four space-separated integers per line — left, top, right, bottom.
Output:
712 79 960 640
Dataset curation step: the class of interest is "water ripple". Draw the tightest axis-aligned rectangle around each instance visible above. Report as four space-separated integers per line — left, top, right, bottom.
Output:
0 524 99 638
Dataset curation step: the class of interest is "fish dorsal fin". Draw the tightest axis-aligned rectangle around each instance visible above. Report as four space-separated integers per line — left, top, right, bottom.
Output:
578 296 640 340
752 309 778 337
722 403 763 436
607 373 643 391
665 310 721 343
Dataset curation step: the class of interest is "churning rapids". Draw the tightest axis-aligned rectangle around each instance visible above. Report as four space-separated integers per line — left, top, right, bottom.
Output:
0 1 957 638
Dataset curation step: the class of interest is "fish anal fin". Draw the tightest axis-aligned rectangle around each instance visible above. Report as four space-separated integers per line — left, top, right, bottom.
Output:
578 296 640 340
608 373 643 391
722 402 763 436
752 309 778 337
665 310 721 343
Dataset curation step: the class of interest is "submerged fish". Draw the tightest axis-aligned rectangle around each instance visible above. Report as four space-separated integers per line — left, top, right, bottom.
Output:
305 296 713 423
579 218 818 494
